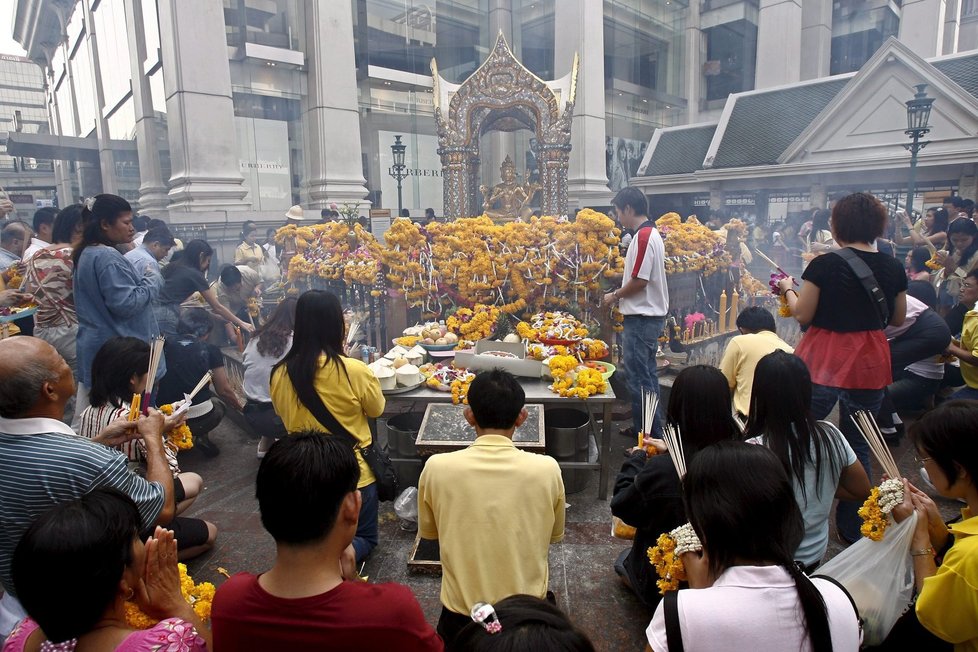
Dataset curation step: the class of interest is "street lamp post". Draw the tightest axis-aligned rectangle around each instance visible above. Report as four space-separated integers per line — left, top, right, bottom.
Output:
389 135 408 216
904 84 935 216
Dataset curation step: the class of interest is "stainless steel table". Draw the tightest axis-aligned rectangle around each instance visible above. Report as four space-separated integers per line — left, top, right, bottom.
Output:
382 379 618 499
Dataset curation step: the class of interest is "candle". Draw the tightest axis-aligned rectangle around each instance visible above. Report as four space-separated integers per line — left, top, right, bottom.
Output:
718 290 728 333
730 289 740 331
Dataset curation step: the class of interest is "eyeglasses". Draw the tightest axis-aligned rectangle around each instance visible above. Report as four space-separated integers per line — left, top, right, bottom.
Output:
913 453 933 465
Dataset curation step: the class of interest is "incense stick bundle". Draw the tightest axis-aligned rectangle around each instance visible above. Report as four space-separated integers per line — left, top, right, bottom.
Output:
640 388 659 446
852 410 900 480
127 393 142 421
661 423 687 479
144 337 165 396
187 371 213 403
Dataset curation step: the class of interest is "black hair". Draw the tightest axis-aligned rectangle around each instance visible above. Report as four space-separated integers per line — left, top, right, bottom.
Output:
831 192 887 244
50 205 85 245
256 432 360 545
146 218 167 231
176 308 213 339
947 218 978 265
320 208 330 219
907 279 938 308
467 369 525 430
220 264 243 287
911 400 978 490
132 215 150 232
944 195 964 209
89 337 150 409
274 290 349 397
399 208 411 217
242 224 256 239
807 209 831 243
143 226 175 246
32 206 57 233
611 186 648 218
165 239 212 275
425 208 435 218
266 226 277 238
666 365 740 456
73 194 133 265
12 488 141 643
930 207 950 235
451 595 595 652
683 442 833 652
909 247 932 274
964 198 975 217
745 351 845 505
735 306 776 333
255 296 297 359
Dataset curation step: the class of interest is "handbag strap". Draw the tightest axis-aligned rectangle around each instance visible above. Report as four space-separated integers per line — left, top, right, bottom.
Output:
286 364 360 450
664 591 685 652
832 248 889 328
811 573 862 628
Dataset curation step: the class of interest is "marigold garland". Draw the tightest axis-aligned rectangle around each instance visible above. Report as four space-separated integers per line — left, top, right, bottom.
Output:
655 213 730 276
547 356 606 398
446 304 499 346
159 404 193 451
124 563 215 629
858 478 904 541
647 523 702 594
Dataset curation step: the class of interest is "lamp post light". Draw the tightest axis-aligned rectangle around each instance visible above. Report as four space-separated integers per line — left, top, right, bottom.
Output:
389 135 408 216
904 84 935 216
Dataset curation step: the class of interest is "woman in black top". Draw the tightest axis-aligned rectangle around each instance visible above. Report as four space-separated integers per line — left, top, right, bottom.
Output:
610 365 740 607
778 192 907 544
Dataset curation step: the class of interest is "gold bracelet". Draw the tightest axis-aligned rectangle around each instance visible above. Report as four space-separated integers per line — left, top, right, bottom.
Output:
911 547 935 557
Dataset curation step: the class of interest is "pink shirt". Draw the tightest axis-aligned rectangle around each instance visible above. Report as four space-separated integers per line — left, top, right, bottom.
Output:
2 617 206 652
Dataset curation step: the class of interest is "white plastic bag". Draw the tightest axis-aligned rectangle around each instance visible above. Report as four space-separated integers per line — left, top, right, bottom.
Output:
394 487 418 530
816 512 917 646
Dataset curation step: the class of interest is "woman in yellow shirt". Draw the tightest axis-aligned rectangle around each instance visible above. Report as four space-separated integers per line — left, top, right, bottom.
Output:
270 290 385 564
895 401 978 650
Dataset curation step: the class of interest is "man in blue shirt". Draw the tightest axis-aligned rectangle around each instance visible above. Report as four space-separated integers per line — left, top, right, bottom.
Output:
125 226 176 278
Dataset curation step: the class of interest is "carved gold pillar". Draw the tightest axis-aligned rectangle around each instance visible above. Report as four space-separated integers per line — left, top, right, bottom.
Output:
537 144 572 216
439 147 471 219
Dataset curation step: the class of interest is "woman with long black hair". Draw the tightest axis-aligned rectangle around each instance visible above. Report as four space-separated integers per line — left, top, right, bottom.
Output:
270 290 385 565
937 218 978 312
745 351 871 570
645 442 861 651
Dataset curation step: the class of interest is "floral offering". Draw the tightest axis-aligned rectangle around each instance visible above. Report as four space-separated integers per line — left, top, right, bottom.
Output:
655 213 730 276
647 523 702 594
159 404 193 451
858 478 904 541
124 563 215 628
547 355 606 398
446 304 500 346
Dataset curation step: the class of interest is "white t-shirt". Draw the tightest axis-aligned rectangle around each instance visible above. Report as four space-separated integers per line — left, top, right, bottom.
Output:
620 221 668 317
647 565 861 651
242 334 291 403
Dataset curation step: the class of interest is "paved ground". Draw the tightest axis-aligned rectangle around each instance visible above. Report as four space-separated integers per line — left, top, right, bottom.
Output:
181 410 961 652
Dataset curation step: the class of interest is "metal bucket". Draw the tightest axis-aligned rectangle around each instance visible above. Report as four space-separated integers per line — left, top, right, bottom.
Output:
544 408 590 494
386 412 425 488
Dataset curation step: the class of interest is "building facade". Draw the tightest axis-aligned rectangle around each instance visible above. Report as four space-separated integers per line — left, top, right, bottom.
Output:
9 0 976 226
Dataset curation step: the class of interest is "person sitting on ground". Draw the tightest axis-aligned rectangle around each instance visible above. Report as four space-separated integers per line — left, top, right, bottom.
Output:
943 269 978 400
211 433 442 651
125 226 175 279
889 401 978 650
213 264 262 343
5 488 209 652
646 442 861 651
907 247 936 282
270 290 385 564
611 365 741 608
77 336 217 560
243 296 296 459
0 336 173 641
718 306 794 418
418 369 565 646
157 309 243 456
451 595 594 652
744 351 870 571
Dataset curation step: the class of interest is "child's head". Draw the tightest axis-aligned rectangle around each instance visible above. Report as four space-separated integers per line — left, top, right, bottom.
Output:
452 595 594 652
466 369 525 431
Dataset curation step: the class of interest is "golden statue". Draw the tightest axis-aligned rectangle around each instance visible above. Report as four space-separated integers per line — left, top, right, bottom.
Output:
480 155 540 221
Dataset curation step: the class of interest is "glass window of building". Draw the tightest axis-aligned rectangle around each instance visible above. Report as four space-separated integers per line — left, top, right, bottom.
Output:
830 0 899 75
93 0 133 109
704 20 757 101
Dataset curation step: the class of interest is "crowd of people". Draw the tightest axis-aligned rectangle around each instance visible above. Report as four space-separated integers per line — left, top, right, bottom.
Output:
0 188 975 651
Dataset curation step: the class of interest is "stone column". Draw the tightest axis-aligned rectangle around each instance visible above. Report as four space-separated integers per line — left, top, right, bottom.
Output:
800 0 832 80
81 0 117 194
123 0 169 216
944 0 961 54
554 0 611 209
810 182 827 209
157 0 249 211
899 0 947 58
301 0 369 210
45 67 73 205
755 0 802 89
684 0 703 123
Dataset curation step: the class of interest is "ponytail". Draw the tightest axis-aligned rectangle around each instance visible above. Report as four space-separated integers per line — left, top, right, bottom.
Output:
73 194 132 265
786 562 833 652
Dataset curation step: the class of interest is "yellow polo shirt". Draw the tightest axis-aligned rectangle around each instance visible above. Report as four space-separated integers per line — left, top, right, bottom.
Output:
719 330 794 415
961 311 978 390
270 355 384 488
917 509 978 650
418 434 565 615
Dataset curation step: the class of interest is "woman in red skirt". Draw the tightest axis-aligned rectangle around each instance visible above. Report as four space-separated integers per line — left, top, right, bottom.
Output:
777 192 907 544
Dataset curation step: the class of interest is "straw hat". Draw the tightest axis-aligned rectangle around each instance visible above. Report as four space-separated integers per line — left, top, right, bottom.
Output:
284 205 305 221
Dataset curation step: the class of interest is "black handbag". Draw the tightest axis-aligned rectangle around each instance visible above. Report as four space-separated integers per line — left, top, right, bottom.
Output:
287 367 399 502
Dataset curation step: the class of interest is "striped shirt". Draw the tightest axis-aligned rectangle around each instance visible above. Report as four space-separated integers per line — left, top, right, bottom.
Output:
77 403 181 476
0 416 165 598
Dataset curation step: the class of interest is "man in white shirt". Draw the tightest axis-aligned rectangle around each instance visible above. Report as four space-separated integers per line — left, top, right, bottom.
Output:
602 187 669 438
22 208 56 261
125 226 175 278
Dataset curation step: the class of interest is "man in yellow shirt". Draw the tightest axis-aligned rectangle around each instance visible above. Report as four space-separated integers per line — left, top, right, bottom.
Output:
418 369 565 646
946 269 978 400
719 306 794 416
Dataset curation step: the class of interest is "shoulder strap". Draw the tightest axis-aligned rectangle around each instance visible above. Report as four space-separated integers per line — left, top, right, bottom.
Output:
286 364 360 449
811 573 861 624
664 591 685 652
831 248 889 328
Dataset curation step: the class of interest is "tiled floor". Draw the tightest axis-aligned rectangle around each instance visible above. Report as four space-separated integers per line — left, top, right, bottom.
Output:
182 413 961 652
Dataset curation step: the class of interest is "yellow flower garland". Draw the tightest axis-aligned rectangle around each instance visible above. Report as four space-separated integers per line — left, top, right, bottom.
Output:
159 404 193 451
547 356 606 398
124 563 215 628
647 533 687 594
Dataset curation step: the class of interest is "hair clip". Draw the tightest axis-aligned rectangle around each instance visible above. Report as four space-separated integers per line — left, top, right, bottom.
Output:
83 196 95 211
471 602 502 634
